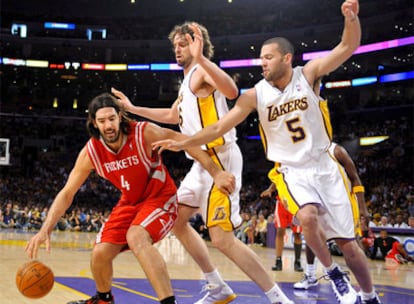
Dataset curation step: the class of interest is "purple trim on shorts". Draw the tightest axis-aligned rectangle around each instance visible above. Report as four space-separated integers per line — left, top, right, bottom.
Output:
326 236 356 242
177 202 199 208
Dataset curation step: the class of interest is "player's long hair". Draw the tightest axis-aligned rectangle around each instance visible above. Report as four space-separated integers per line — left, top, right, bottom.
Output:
168 22 214 59
86 93 131 139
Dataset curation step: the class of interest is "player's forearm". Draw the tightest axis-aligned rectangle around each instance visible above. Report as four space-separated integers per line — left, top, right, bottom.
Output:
198 57 239 99
40 192 73 234
340 10 361 55
128 106 179 125
185 146 222 179
181 123 228 149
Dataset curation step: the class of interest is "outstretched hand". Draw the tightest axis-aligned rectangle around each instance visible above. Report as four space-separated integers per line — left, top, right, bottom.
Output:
152 139 186 154
342 0 359 21
185 23 204 63
25 230 51 259
111 87 134 111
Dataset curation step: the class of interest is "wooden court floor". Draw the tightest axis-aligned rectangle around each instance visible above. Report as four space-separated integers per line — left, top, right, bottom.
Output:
1 229 413 303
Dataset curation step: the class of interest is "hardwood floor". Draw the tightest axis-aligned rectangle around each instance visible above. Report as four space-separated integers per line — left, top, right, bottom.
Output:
1 230 413 303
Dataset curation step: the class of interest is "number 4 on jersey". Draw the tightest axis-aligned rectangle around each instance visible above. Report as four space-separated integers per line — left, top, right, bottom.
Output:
121 175 130 191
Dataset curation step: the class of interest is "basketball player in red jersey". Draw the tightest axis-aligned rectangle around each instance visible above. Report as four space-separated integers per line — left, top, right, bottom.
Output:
25 93 235 304
260 182 304 272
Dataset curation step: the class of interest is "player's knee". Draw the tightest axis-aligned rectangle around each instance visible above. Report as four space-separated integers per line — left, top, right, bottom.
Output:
92 245 113 263
126 226 153 253
336 239 362 257
297 212 318 228
209 228 235 252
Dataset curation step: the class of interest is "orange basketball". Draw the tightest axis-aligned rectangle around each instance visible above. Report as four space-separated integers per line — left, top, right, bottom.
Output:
16 260 54 298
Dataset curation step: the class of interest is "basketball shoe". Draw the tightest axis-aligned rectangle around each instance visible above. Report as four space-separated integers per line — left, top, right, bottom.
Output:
359 293 381 304
67 294 114 304
195 283 236 304
325 266 358 304
271 258 283 271
294 260 304 272
294 273 319 289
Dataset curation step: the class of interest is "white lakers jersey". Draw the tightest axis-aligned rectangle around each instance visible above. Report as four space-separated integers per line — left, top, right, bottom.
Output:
177 65 237 154
255 66 331 166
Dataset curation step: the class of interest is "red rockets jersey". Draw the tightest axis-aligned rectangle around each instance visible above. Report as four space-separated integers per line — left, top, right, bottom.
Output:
86 121 177 205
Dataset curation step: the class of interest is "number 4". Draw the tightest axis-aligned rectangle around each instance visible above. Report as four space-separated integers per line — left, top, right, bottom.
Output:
121 175 130 191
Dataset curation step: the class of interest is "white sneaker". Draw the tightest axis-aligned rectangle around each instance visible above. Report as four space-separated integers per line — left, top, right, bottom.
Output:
325 266 358 304
194 283 236 304
294 274 319 289
267 287 294 304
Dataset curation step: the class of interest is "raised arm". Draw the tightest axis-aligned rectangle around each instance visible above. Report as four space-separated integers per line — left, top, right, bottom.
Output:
186 23 239 100
303 0 361 85
25 147 93 258
111 87 180 125
144 122 235 195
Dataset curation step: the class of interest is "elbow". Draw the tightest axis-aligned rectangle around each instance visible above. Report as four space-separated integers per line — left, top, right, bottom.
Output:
226 87 239 100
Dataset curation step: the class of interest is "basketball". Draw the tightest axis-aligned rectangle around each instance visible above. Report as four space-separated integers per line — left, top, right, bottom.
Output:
16 260 54 298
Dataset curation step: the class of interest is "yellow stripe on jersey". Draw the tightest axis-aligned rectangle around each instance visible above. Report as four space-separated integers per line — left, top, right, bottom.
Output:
319 99 333 141
268 165 300 215
258 123 267 155
206 151 233 231
327 151 361 236
197 95 225 149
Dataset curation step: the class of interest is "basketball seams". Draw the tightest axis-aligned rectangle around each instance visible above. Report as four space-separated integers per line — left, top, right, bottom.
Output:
16 260 54 298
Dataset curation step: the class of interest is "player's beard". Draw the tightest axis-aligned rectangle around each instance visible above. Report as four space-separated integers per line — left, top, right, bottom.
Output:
102 128 120 144
263 58 286 83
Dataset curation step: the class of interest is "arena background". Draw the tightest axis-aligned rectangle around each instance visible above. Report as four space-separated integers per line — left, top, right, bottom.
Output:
0 1 413 303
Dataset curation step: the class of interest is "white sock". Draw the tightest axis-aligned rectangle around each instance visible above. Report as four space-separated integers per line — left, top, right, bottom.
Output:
307 263 316 278
265 284 289 303
324 262 338 273
204 269 225 286
361 289 376 300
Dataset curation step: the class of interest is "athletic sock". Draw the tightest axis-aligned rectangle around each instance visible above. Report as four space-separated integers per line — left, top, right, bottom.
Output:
204 269 225 286
160 296 177 304
265 284 289 303
324 262 338 273
294 243 302 261
97 291 113 301
361 289 376 300
307 263 317 277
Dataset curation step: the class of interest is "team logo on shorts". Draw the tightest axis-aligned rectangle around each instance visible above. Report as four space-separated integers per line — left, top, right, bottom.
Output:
212 207 226 221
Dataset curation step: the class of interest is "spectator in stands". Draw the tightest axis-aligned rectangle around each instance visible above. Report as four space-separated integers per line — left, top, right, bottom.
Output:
378 216 392 228
0 209 12 228
370 213 381 227
408 216 414 229
393 214 409 228
408 201 414 217
254 212 268 246
56 215 71 231
69 209 82 231
235 211 251 244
